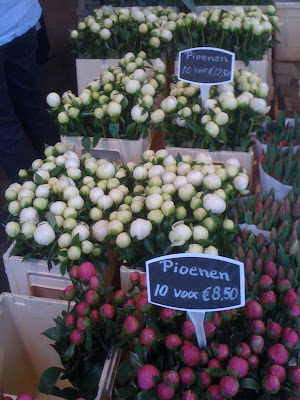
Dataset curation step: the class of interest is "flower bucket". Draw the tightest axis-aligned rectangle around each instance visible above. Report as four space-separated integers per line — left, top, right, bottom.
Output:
3 242 117 298
0 293 121 400
165 145 254 183
258 162 293 201
61 135 150 163
76 56 167 93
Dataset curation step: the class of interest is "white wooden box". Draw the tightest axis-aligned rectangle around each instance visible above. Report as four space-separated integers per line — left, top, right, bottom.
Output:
76 56 167 93
165 145 254 183
0 293 121 400
61 135 150 163
3 243 115 298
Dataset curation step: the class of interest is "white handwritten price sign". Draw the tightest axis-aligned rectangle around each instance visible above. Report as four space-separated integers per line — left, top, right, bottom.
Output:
146 253 245 348
178 47 235 109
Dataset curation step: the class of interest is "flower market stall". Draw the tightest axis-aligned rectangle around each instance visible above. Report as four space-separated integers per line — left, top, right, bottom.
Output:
1 2 300 400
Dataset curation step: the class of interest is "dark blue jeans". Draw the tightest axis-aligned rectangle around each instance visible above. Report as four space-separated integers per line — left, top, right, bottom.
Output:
0 27 58 181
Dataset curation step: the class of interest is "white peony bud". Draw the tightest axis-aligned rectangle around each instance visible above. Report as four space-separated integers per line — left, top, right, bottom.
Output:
177 163 191 176
250 98 270 114
160 96 178 113
89 188 104 204
187 170 203 186
116 232 131 248
178 184 196 202
173 176 188 190
6 221 20 237
125 79 141 94
21 222 36 239
204 246 219 255
91 220 109 243
131 104 149 123
58 233 72 248
97 162 115 179
233 174 249 191
146 193 163 210
63 207 77 219
19 207 39 224
100 28 111 40
72 224 90 241
193 225 209 241
187 244 204 253
98 194 113 210
68 195 84 210
8 200 21 216
130 218 152 240
203 193 226 214
203 174 222 190
46 92 60 108
148 165 165 179
133 166 148 181
169 221 192 246
152 58 166 73
34 222 55 246
34 169 50 184
33 198 48 211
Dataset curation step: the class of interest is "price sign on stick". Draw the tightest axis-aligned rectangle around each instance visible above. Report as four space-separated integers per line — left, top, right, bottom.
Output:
146 254 245 348
178 47 235 109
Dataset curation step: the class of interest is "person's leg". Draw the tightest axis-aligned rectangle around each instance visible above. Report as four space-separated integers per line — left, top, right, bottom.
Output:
0 42 38 182
5 27 59 158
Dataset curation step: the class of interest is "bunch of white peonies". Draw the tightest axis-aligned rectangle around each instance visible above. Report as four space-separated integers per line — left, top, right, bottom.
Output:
70 5 175 59
5 143 249 271
154 69 270 151
173 5 278 64
47 52 166 151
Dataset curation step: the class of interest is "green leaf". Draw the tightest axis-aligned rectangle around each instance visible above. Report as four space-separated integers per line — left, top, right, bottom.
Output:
175 153 182 163
64 343 75 361
46 211 57 230
34 173 44 185
117 360 136 386
144 237 155 255
187 120 202 134
204 368 227 377
81 137 91 152
42 327 61 341
93 133 102 148
38 367 62 394
85 330 93 352
50 166 62 177
109 123 119 138
241 378 262 391
129 351 143 370
72 233 81 247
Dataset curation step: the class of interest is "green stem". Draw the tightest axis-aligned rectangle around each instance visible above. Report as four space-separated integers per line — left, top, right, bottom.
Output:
188 27 193 48
202 28 205 44
242 30 250 52
219 31 225 49
100 120 106 138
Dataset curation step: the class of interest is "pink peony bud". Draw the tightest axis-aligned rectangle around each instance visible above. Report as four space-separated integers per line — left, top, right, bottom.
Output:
140 328 156 347
123 315 140 335
206 385 224 400
65 314 76 330
165 334 182 351
249 335 264 354
182 390 198 400
268 344 289 365
130 271 140 286
263 375 280 394
78 262 96 282
162 370 180 388
266 321 282 340
235 342 251 359
76 301 90 316
267 364 286 383
247 355 259 369
182 320 195 339
179 367 196 386
282 327 299 350
137 364 160 390
160 308 175 323
228 356 249 378
156 383 174 400
180 343 201 367
251 319 266 335
245 301 263 319
219 376 239 397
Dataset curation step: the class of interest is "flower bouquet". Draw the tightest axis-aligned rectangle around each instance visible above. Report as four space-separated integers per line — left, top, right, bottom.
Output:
47 53 166 162
115 268 300 400
255 111 300 160
70 6 175 60
259 144 300 199
173 5 278 66
230 189 300 241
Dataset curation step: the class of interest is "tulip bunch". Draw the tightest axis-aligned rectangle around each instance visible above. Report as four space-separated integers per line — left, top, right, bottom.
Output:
231 189 300 231
256 111 300 148
40 261 123 399
231 230 300 295
47 53 166 150
70 6 175 59
173 5 278 65
260 145 300 189
116 271 300 400
155 69 270 151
